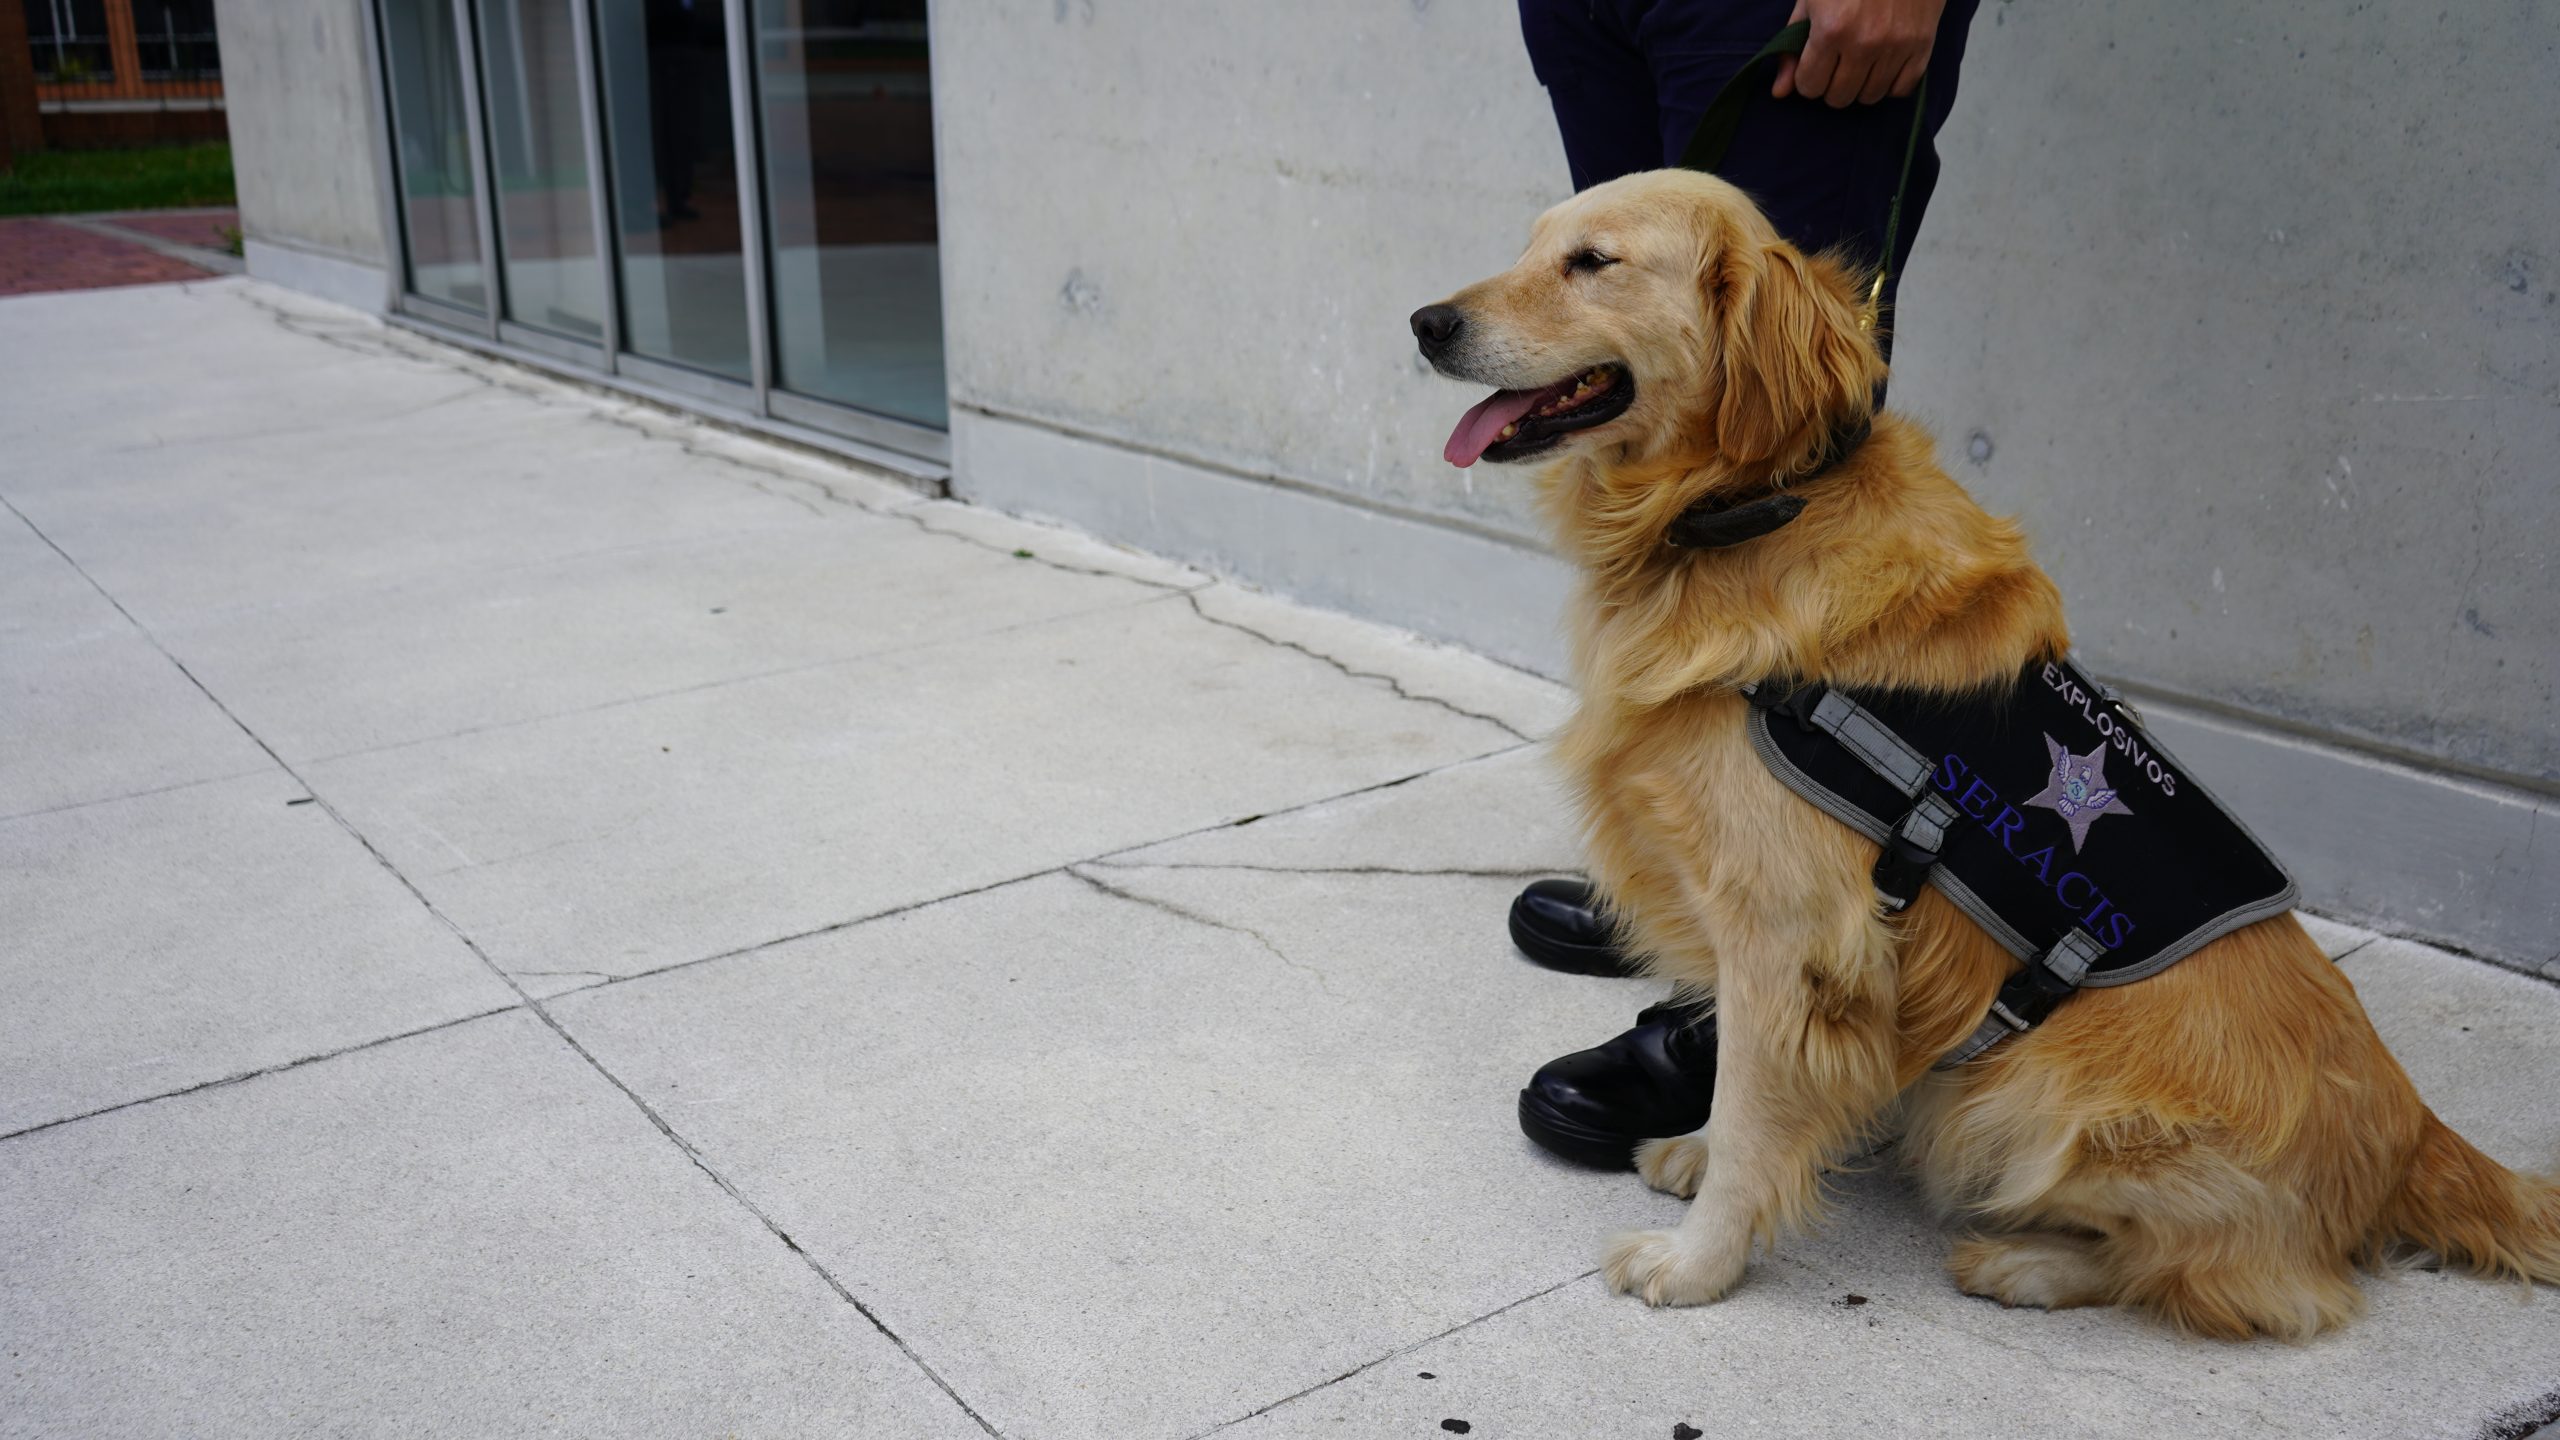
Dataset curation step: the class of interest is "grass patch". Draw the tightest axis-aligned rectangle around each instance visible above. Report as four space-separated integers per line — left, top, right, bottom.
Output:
0 143 236 217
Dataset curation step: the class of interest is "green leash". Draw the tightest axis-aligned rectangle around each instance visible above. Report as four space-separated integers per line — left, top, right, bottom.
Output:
1677 19 1930 323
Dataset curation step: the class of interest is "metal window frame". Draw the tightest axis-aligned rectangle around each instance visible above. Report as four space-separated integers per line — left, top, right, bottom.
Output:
464 0 612 353
722 0 774 408
350 0 951 476
564 0 621 361
768 389 952 465
445 0 504 338
497 318 605 368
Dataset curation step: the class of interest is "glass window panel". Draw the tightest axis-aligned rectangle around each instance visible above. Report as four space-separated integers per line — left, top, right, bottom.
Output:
477 0 606 340
379 0 489 312
595 0 752 380
26 0 115 83
130 0 221 80
752 0 946 427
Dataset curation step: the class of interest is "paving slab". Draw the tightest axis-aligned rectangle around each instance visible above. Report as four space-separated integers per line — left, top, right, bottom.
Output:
545 750 1672 1440
2343 936 2560 1165
0 510 274 818
307 597 1528 990
1099 740 1583 880
0 287 833 634
0 505 121 641
0 1010 988 1439
1222 935 2560 1440
2294 909 2384 961
2 387 827 635
0 771 518 1135
157 508 1192 764
0 283 454 466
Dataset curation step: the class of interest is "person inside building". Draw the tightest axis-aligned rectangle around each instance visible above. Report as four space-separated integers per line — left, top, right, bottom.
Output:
1506 0 1982 1168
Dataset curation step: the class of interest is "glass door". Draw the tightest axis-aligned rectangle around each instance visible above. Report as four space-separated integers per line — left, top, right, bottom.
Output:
378 0 490 314
475 0 609 345
750 0 946 429
367 0 952 456
593 0 755 384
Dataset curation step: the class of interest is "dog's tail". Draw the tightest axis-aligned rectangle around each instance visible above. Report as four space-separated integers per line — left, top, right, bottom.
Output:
2380 1109 2560 1283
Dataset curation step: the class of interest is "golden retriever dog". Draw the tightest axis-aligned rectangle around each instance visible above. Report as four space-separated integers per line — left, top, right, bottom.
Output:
1413 168 2559 1338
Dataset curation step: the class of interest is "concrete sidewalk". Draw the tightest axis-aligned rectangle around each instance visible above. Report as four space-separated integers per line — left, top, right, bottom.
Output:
2 279 2554 1440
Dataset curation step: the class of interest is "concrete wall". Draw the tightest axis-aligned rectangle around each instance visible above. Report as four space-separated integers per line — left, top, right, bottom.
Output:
1892 1 2558 791
934 0 2558 964
217 0 395 309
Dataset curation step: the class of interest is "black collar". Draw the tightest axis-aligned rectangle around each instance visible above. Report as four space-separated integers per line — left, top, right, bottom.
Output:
1664 414 1873 551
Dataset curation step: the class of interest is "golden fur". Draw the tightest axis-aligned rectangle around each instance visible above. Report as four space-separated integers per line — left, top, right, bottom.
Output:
1425 169 2560 1338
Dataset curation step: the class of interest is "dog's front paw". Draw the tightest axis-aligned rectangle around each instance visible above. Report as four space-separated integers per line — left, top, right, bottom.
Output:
1601 1227 1749 1307
1634 1134 1709 1198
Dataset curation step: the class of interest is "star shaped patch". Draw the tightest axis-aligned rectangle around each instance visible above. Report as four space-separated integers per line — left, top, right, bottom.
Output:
2026 734 2134 852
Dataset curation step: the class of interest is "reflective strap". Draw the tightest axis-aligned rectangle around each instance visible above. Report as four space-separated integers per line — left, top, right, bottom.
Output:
1934 929 2104 1069
1874 791 1960 913
1809 690 1935 797
1898 791 1958 855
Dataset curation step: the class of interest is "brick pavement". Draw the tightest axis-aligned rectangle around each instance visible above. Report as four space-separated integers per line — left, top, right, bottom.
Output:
0 215 213 296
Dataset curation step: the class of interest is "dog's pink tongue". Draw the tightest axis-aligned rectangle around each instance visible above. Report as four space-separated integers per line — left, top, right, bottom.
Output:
1444 387 1543 468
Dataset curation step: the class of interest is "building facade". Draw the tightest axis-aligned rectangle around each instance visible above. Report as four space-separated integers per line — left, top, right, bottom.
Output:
4 0 223 154
218 0 2559 971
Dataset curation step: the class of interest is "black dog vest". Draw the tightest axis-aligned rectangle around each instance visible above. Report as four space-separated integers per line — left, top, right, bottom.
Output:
1743 657 2297 1066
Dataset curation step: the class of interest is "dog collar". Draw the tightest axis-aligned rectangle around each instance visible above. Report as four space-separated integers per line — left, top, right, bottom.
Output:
1664 414 1872 551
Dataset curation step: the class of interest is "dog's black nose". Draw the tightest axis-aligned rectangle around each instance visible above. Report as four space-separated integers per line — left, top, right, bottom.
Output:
1410 304 1464 352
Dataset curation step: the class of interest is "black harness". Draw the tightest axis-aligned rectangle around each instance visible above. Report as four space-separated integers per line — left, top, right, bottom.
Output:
1664 437 2298 1066
1744 666 2297 1065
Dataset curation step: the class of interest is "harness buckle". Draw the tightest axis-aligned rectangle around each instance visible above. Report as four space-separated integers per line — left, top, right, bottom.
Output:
1872 830 1939 914
1746 680 1827 733
1872 793 1958 914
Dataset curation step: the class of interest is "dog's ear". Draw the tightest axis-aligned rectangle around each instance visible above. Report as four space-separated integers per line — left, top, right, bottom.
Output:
1704 238 1881 462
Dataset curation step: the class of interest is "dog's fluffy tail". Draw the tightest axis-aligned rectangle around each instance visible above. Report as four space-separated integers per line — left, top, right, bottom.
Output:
2381 1109 2560 1283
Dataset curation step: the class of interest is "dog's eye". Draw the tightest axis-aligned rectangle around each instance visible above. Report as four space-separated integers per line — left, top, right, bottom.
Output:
1566 249 1619 275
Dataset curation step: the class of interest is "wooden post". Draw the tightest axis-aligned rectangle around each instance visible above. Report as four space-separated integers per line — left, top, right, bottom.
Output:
105 0 146 102
0 0 42 164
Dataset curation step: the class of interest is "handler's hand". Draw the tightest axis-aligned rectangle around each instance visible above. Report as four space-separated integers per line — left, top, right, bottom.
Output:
1773 0 1945 107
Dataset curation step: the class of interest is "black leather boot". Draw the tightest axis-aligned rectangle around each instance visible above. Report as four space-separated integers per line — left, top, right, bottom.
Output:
1517 1001 1717 1170
1507 878 1644 978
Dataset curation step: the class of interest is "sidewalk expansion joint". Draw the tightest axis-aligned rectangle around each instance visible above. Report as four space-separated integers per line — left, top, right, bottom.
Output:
0 763 280 827
1180 591 1534 743
1178 1266 1601 1440
0 1006 520 1146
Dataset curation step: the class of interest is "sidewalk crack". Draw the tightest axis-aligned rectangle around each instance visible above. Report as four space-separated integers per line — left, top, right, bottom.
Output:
1066 865 1344 1000
1088 860 1563 882
1180 591 1532 743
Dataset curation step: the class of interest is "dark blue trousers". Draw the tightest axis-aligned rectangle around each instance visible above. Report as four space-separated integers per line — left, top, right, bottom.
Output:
1518 0 1979 329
